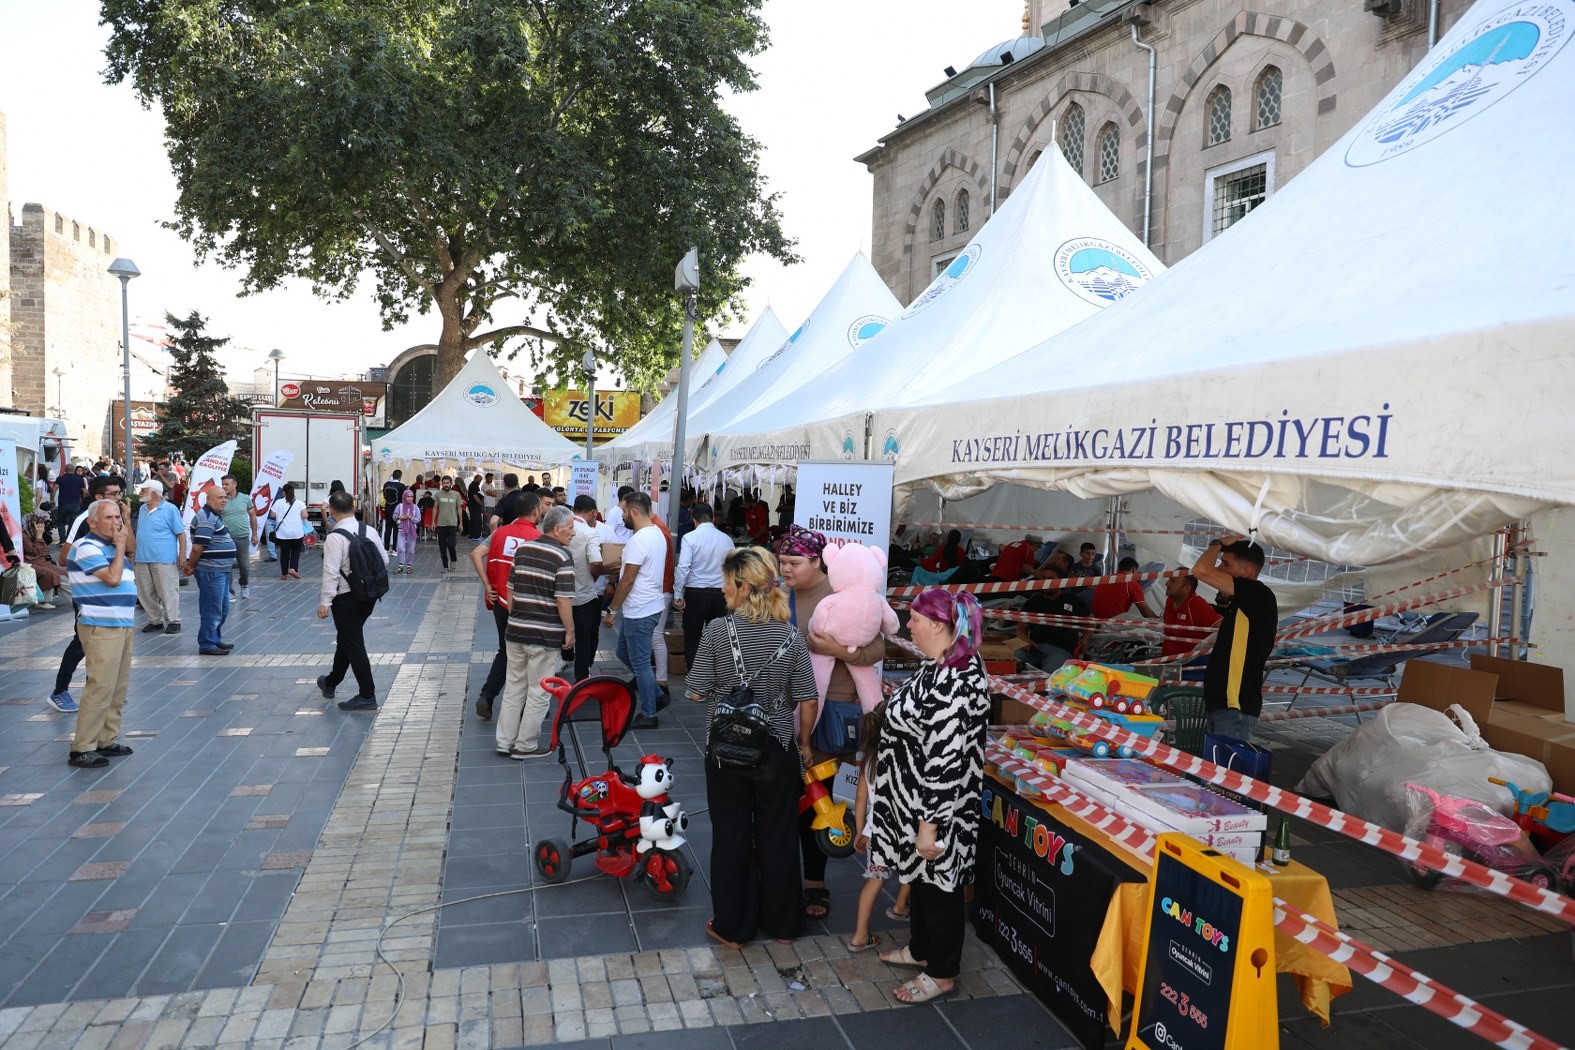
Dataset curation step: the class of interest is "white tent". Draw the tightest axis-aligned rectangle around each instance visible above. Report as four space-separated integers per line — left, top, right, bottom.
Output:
599 337 730 466
688 252 901 472
707 148 1164 471
685 307 790 417
373 350 582 479
882 0 1575 567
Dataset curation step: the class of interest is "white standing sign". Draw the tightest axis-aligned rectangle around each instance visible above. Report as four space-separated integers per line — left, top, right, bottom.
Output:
792 461 894 549
569 461 599 506
0 439 21 563
181 440 238 526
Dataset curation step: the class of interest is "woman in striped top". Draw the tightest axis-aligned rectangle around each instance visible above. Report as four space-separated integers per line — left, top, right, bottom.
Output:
686 547 818 948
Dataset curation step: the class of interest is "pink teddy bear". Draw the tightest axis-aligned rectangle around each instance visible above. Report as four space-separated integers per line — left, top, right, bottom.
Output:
806 541 899 717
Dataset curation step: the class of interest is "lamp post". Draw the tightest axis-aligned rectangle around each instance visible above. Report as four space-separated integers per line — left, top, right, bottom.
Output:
51 367 65 413
268 347 286 405
667 247 700 526
108 258 141 468
579 348 598 461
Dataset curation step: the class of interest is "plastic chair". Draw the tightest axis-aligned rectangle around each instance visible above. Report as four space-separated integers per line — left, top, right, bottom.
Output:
1150 685 1208 756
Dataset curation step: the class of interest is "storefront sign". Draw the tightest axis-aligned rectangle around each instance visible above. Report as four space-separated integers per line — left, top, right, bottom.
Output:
106 401 164 461
791 461 894 549
276 381 388 427
974 783 1144 1050
533 390 642 444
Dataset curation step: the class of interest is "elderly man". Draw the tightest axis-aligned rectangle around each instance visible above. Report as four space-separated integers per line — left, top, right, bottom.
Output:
498 505 577 758
134 477 187 634
183 486 237 656
64 500 138 768
469 490 543 720
221 474 259 598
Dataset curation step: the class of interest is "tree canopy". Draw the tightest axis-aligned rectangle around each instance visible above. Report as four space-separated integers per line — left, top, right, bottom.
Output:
101 0 795 391
142 310 254 461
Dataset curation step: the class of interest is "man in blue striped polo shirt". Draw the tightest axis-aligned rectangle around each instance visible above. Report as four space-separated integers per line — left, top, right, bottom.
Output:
183 486 238 656
64 500 138 769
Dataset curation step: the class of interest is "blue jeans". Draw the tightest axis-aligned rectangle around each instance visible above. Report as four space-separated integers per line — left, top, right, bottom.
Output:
1206 708 1259 743
1016 642 1073 673
196 566 231 651
616 611 662 717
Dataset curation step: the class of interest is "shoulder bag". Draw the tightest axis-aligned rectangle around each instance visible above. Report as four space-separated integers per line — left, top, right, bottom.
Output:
707 618 795 776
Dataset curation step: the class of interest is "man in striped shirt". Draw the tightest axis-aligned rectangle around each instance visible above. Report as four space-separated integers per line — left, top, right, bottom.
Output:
497 506 577 759
64 500 138 769
183 487 238 656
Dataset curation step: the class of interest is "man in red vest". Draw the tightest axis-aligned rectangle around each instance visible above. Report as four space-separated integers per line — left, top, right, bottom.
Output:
468 490 544 719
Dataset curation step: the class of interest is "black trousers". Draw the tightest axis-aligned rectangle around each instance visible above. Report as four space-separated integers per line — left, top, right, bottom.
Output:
437 525 458 567
381 511 398 550
908 878 967 979
327 593 377 698
706 740 805 943
276 537 304 576
467 497 485 539
55 618 83 696
572 599 602 681
681 587 727 669
800 807 829 882
481 602 509 701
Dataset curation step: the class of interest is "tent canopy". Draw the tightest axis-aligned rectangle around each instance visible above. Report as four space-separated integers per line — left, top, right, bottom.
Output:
881 0 1574 565
707 149 1164 471
374 351 581 477
599 337 729 466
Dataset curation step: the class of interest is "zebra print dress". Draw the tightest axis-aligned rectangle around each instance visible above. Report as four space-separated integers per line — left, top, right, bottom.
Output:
869 656 991 892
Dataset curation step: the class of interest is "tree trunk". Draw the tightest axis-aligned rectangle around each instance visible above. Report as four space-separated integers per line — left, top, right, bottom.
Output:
434 290 469 392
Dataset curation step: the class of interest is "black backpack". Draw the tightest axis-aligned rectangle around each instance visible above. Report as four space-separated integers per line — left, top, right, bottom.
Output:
705 619 794 776
341 522 390 602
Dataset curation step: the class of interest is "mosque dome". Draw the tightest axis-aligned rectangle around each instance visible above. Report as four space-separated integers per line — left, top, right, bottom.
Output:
967 34 1045 68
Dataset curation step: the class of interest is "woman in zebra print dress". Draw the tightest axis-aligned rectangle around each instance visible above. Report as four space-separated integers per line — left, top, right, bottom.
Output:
870 588 990 1004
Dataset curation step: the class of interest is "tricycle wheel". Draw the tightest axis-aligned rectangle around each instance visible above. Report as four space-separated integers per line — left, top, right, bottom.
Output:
639 849 690 901
1408 840 1459 890
816 823 856 859
534 837 572 884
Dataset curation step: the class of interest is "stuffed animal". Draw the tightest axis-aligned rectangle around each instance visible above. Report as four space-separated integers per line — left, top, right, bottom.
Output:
634 756 688 854
806 541 899 717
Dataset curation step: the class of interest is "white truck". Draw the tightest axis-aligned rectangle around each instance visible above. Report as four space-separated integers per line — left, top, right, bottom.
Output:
0 412 72 490
251 408 363 524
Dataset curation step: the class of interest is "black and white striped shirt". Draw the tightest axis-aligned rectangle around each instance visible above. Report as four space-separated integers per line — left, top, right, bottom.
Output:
506 537 575 648
687 615 816 749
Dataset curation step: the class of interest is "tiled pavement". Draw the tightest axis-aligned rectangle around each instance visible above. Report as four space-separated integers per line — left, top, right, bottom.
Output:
0 538 1570 1048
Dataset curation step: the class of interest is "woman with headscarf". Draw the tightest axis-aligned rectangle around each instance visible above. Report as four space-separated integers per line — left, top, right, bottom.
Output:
871 588 990 1004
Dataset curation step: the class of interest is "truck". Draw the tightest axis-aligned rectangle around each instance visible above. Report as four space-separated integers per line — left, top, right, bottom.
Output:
251 408 363 525
0 411 73 490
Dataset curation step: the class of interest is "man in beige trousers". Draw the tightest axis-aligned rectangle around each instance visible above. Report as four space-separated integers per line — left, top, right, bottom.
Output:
134 477 187 634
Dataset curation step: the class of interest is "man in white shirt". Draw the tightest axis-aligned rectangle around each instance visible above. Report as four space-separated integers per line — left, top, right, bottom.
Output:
568 496 607 681
671 501 733 673
315 491 390 710
603 484 636 543
602 492 667 728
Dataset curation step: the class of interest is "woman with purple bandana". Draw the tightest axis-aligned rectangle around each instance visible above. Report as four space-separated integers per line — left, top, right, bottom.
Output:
777 524 888 924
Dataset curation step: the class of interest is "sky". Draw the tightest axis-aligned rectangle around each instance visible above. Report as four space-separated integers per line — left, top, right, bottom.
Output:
0 0 1024 389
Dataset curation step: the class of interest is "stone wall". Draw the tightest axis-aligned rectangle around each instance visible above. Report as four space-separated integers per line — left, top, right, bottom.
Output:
9 203 123 459
862 0 1464 302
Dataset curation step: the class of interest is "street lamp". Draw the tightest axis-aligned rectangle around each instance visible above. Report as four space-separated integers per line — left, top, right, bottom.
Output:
268 347 286 405
107 257 141 468
666 247 700 527
579 347 597 461
51 367 65 412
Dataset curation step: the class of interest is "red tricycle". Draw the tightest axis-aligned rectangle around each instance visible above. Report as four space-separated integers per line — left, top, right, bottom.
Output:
530 676 692 901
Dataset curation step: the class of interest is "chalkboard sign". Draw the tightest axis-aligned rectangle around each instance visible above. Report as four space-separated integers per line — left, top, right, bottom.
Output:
1127 836 1275 1050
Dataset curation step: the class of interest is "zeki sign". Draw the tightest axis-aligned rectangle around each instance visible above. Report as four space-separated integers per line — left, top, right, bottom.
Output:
792 461 894 549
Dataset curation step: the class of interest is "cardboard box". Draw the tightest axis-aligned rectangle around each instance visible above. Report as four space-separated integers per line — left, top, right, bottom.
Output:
600 542 624 571
991 696 1039 726
980 640 1019 662
1480 715 1575 763
1469 653 1569 723
1396 659 1497 723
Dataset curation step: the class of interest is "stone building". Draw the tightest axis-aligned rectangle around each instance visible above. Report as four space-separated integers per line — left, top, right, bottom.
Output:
858 0 1467 303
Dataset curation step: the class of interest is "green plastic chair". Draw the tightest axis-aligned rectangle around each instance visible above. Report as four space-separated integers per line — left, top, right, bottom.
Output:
1150 685 1208 756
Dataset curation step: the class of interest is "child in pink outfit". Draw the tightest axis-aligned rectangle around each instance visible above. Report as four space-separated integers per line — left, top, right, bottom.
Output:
394 490 420 573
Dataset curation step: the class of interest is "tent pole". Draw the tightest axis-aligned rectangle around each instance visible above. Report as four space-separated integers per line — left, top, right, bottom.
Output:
1510 522 1529 659
1105 496 1121 570
1489 528 1507 657
863 412 873 460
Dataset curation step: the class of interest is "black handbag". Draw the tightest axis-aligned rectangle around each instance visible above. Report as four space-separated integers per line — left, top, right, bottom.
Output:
707 618 794 776
811 697 863 757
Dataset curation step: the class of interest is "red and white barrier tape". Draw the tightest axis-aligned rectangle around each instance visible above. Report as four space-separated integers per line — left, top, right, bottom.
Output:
1275 577 1508 641
1273 904 1570 1050
1360 555 1502 605
1259 700 1394 720
888 567 1185 598
1260 684 1398 697
901 520 1201 537
988 749 1158 857
1265 637 1517 666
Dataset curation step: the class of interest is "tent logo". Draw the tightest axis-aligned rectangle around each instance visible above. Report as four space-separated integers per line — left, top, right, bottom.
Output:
902 243 982 317
377 447 393 464
1054 238 1154 305
1346 5 1570 167
464 383 500 407
760 323 807 370
846 314 890 348
840 433 857 460
881 429 901 462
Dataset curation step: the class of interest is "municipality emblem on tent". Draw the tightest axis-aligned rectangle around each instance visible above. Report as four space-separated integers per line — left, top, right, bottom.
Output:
1346 3 1570 167
881 429 900 462
377 447 393 464
846 315 890 348
902 244 982 318
841 434 857 460
1054 239 1154 306
464 383 500 407
760 323 807 370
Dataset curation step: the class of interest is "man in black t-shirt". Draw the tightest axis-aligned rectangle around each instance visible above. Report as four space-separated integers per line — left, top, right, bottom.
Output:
1194 535 1278 742
380 471 406 552
1014 567 1090 671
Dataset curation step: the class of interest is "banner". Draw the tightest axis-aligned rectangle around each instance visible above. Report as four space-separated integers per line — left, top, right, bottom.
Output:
277 380 387 427
531 389 642 443
0 439 21 565
250 449 295 518
182 440 238 526
569 461 599 507
791 461 894 548
105 401 164 462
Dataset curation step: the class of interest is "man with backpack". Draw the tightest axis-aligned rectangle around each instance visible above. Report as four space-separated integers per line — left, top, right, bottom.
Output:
315 490 390 711
380 470 407 553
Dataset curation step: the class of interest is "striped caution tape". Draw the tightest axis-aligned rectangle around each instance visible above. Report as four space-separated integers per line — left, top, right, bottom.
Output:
1258 701 1395 720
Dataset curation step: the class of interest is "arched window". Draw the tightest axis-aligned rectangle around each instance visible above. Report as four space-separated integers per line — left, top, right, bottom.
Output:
931 199 946 242
1028 148 1043 170
1206 85 1232 146
955 189 971 234
1060 104 1086 176
1097 123 1120 183
1255 66 1283 129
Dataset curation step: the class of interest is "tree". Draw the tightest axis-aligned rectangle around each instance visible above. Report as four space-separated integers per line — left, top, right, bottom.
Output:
143 311 253 461
102 0 796 393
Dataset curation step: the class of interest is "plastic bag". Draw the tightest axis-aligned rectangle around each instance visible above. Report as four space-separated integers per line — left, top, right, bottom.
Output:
1403 782 1559 892
1296 701 1551 832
